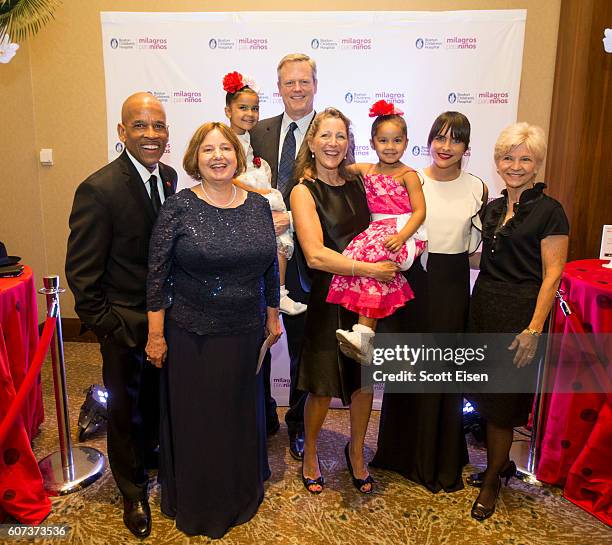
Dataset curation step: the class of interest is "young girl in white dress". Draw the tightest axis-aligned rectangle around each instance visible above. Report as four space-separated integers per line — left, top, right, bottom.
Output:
223 71 306 315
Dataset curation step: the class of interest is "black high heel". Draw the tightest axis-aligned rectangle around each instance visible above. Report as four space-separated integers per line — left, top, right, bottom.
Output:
471 476 502 521
466 460 516 488
344 442 374 494
301 456 324 494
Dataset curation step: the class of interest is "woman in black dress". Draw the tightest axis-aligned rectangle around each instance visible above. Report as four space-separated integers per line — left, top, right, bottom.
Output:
291 108 398 494
467 122 568 520
145 122 282 538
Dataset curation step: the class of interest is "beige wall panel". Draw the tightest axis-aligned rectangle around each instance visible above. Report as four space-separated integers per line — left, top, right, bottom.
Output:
0 41 48 321
4 1 560 318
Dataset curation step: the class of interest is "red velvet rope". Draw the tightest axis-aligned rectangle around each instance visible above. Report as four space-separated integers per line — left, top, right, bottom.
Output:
0 315 57 446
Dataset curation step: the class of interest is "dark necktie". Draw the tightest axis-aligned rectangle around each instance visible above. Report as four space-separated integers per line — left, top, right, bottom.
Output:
148 174 161 215
278 122 298 195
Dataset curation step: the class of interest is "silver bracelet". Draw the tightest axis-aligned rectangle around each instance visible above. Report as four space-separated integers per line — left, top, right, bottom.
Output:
351 260 356 276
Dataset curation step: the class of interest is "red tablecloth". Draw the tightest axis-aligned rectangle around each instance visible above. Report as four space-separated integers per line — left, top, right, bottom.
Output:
0 266 50 523
537 259 612 526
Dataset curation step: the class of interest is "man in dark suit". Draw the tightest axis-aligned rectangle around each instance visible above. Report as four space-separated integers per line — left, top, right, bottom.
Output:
65 92 177 538
250 53 317 460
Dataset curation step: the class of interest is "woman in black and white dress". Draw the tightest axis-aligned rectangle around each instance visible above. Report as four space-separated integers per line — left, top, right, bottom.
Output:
372 111 487 493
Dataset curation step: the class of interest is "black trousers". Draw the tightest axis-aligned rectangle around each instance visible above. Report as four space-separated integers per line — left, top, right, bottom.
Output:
100 338 159 500
263 249 308 436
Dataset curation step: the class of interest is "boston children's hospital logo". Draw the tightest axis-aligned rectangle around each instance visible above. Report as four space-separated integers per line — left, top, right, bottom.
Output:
412 145 430 157
342 90 371 104
448 91 475 105
309 38 339 50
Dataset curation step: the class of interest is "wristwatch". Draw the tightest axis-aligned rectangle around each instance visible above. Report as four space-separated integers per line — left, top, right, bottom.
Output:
524 328 541 337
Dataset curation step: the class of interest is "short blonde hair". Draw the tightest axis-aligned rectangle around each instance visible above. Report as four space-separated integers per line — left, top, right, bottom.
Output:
183 122 246 181
294 107 355 183
277 53 317 81
494 122 547 167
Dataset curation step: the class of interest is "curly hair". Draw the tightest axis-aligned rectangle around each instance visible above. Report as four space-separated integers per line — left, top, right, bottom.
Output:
494 122 547 167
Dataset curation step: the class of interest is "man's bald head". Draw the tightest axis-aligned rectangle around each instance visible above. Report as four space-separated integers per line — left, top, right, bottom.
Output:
117 92 169 169
121 92 163 124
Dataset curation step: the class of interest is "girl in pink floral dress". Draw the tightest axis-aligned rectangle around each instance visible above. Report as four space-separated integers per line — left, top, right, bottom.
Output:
328 101 427 363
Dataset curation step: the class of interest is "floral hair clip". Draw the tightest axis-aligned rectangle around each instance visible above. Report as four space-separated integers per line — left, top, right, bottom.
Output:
222 71 259 94
368 99 404 118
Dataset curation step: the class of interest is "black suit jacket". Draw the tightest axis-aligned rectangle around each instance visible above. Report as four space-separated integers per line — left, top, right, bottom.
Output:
65 151 177 347
250 114 284 190
250 113 314 294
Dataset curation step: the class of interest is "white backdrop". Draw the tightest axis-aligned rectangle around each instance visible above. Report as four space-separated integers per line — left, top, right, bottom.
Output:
101 10 526 407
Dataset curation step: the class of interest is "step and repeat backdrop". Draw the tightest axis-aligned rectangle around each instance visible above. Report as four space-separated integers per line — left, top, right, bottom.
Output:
101 10 526 407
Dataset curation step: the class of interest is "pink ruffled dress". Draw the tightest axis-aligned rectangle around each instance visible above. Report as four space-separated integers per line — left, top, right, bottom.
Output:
326 172 427 319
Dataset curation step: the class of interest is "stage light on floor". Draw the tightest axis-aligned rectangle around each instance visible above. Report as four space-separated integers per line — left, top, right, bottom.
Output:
462 399 486 442
77 384 108 441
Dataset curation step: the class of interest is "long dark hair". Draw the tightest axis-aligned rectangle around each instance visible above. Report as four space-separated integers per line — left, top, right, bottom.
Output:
427 111 471 150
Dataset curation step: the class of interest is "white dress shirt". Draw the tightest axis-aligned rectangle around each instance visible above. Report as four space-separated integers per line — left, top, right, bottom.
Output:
125 149 165 205
277 110 316 166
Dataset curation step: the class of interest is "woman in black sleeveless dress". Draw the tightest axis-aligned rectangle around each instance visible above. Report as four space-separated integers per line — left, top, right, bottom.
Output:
291 108 398 494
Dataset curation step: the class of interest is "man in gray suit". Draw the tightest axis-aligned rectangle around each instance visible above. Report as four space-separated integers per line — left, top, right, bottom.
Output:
250 53 317 460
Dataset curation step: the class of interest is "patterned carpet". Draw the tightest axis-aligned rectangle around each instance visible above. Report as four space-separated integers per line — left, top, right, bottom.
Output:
21 342 611 544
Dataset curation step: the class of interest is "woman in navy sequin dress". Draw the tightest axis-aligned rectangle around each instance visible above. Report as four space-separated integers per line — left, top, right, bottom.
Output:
145 122 281 538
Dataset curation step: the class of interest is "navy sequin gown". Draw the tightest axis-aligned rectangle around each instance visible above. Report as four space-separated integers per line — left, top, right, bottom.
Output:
147 189 279 538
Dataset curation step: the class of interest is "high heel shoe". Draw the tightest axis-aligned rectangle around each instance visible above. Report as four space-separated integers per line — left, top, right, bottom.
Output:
466 460 516 488
301 456 324 494
471 477 501 521
344 442 374 494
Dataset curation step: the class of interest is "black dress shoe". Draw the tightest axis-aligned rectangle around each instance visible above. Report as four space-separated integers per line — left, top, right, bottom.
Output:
344 442 374 494
123 497 151 538
301 456 324 494
267 418 281 436
471 477 501 521
289 431 304 460
144 447 160 471
466 461 517 488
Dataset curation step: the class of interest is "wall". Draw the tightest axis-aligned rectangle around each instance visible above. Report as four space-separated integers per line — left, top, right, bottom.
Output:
0 41 47 320
0 1 561 320
545 0 612 260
